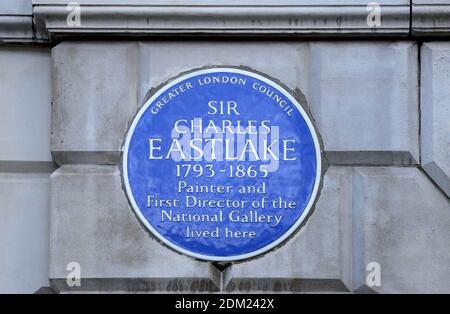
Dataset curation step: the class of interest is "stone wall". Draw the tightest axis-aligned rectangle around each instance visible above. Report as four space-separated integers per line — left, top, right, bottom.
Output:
0 0 449 293
0 45 52 293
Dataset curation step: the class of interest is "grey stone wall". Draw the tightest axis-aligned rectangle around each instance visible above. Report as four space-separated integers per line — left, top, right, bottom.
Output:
0 0 449 294
46 41 450 293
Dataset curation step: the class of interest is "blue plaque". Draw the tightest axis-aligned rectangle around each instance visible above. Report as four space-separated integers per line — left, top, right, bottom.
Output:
122 67 322 261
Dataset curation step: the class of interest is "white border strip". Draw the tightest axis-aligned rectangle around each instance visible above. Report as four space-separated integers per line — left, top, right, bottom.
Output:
122 68 322 262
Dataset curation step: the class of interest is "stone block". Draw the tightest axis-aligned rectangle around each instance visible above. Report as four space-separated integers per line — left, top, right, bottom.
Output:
420 42 450 197
49 165 211 292
307 42 419 165
51 42 139 165
232 167 450 293
0 47 51 161
138 41 419 165
352 167 450 293
0 173 49 293
137 41 310 103
231 166 352 293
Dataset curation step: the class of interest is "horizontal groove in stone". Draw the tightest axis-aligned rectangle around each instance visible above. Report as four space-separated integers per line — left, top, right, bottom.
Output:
325 151 419 166
51 151 419 166
51 151 120 166
0 161 57 173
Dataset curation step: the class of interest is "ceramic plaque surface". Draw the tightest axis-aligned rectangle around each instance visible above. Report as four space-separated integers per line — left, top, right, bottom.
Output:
122 67 322 261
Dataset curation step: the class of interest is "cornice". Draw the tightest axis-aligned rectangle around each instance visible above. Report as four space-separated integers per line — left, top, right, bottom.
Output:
413 1 450 36
32 1 411 39
0 15 33 42
0 1 449 42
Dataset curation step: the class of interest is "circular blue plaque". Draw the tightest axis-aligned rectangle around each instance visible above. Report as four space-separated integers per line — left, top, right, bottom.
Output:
122 67 322 261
